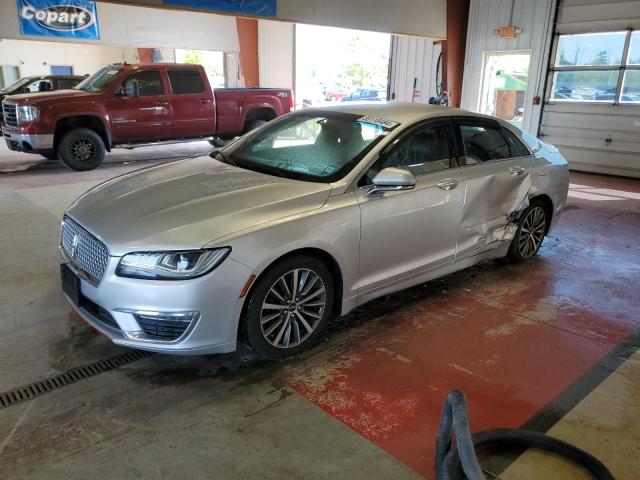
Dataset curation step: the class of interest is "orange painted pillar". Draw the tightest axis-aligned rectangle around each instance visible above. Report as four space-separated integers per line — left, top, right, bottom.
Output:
236 17 260 87
444 0 470 107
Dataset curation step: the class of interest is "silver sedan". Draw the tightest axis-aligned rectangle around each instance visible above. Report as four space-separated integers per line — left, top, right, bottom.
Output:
60 103 569 358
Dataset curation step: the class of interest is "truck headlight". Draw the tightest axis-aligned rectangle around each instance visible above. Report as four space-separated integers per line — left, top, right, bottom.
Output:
116 248 231 280
18 105 39 125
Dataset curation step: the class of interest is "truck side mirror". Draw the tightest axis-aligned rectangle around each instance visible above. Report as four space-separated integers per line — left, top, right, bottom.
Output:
123 79 140 98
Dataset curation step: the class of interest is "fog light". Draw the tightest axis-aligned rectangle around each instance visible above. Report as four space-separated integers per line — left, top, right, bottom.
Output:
116 310 200 342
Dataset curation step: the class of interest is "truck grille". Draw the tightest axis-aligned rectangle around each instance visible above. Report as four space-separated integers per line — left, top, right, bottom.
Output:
61 217 110 284
2 103 17 127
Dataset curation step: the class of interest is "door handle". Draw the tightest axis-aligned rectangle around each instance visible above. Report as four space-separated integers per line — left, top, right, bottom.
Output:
436 179 458 191
155 101 168 107
199 98 213 104
510 166 527 176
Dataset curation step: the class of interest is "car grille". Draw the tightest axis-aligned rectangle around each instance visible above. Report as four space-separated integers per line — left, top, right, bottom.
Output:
61 217 110 283
2 103 17 127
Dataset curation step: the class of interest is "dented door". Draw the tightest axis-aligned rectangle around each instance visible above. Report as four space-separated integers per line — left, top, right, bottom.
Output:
453 120 534 261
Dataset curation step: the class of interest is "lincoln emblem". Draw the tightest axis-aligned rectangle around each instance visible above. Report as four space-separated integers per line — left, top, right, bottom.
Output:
71 234 80 258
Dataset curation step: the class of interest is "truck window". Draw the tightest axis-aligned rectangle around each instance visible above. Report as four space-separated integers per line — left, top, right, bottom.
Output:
168 70 205 95
123 71 163 96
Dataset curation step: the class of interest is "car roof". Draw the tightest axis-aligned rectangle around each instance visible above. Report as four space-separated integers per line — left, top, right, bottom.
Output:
297 102 496 125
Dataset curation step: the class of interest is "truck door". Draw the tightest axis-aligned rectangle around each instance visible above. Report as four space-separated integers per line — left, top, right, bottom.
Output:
106 69 173 143
167 68 215 139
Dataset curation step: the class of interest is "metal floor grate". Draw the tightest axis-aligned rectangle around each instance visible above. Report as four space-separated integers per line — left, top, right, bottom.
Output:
0 350 153 409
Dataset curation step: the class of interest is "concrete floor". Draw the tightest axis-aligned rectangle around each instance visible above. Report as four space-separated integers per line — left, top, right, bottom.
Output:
0 158 638 479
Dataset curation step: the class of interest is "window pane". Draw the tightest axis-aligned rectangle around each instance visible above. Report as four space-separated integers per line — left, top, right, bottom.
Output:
551 70 619 102
621 70 640 103
124 71 163 96
168 70 205 94
380 125 451 176
555 32 626 66
459 124 510 164
628 32 640 65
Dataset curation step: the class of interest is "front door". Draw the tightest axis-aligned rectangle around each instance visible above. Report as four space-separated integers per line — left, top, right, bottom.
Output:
453 119 536 260
106 69 172 143
356 121 465 294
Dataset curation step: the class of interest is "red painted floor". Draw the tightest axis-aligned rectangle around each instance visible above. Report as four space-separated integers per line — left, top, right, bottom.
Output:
289 172 640 477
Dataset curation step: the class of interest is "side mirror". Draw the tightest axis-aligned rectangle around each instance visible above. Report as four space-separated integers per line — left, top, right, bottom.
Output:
368 167 416 196
120 79 140 98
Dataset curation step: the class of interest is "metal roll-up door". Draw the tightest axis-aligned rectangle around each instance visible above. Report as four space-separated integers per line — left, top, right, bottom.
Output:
539 0 640 178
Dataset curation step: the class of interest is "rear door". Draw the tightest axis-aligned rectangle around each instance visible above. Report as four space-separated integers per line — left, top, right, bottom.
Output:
105 69 172 143
356 120 465 294
452 118 535 260
167 68 215 138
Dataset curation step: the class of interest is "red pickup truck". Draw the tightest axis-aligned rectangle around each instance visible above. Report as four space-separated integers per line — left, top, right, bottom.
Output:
1 63 292 170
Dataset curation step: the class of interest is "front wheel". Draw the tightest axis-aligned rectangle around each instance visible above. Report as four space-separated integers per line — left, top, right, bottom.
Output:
57 128 105 171
508 200 548 262
242 256 334 359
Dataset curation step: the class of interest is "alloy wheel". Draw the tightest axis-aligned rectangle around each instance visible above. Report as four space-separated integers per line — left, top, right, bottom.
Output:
518 206 546 259
260 268 326 349
70 139 96 164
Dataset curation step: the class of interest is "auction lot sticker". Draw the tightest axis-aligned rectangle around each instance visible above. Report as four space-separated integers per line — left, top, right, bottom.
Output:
18 0 100 40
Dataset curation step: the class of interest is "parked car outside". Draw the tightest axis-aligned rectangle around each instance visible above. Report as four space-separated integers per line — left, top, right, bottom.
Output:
59 103 569 359
325 88 348 101
341 88 386 102
2 63 293 170
0 74 85 131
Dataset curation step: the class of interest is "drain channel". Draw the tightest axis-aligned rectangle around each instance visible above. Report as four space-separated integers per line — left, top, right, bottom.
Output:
0 350 154 409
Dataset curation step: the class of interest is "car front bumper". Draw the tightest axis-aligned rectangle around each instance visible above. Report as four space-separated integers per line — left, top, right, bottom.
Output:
62 253 253 355
3 131 54 153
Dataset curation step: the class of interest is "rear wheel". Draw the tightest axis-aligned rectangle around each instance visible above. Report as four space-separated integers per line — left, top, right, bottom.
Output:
508 200 549 262
244 119 267 133
57 128 105 171
243 256 334 359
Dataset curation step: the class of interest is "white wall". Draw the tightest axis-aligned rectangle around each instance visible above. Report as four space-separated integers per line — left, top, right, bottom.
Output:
276 0 447 39
460 0 556 133
258 20 294 90
0 39 138 78
0 1 240 52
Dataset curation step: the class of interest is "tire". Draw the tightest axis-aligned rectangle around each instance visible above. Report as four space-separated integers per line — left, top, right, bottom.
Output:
507 199 549 262
243 255 335 359
244 119 267 133
330 96 337 101
57 128 105 171
41 153 58 160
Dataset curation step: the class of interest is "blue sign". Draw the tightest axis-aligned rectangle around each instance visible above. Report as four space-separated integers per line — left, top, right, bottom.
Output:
18 0 100 40
164 0 276 18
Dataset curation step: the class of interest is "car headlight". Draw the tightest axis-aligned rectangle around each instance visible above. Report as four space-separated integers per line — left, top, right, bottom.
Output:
116 248 231 280
18 105 39 125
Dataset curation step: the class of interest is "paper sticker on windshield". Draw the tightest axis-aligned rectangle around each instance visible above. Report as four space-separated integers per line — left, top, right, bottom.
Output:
358 116 399 130
107 69 120 75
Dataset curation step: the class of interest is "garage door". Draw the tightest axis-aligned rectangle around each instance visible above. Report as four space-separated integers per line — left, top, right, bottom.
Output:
539 0 640 178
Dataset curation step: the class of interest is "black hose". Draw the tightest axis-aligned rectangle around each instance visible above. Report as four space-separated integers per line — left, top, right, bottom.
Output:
435 390 615 480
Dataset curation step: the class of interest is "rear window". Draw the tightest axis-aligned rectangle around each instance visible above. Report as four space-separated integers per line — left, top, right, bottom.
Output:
459 124 510 164
168 70 205 94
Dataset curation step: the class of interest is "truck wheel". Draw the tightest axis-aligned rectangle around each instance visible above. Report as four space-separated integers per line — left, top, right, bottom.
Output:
58 128 105 171
244 119 267 133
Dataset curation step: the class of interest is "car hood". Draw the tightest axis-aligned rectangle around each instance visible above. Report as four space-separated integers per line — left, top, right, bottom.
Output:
5 89 94 104
66 156 332 256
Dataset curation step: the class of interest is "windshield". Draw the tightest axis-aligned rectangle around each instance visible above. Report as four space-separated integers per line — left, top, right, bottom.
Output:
75 66 123 93
1 77 38 93
226 112 394 182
